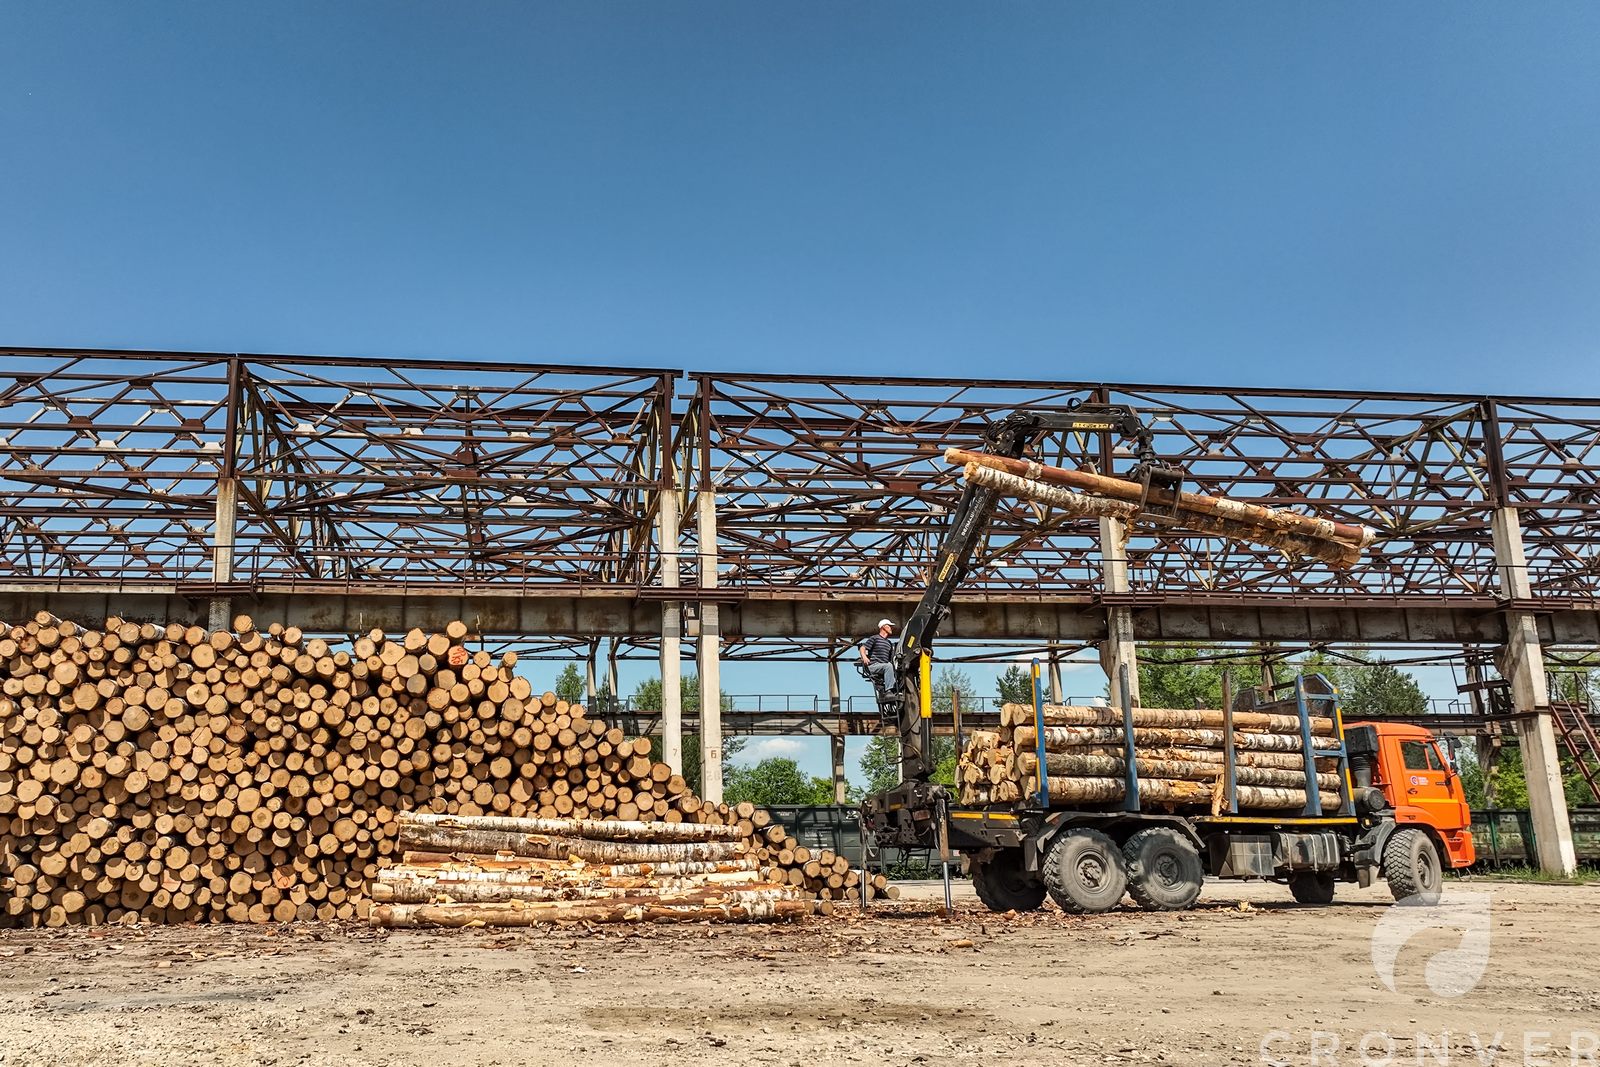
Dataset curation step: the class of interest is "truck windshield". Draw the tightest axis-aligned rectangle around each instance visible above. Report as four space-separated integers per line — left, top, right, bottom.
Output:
1400 740 1443 771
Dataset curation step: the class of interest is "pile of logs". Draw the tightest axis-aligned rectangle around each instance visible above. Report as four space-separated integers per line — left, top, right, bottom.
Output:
373 812 809 926
957 702 1345 814
0 612 887 927
946 448 1375 568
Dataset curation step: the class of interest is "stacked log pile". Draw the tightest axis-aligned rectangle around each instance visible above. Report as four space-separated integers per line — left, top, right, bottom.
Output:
372 813 809 926
946 448 1375 569
957 702 1345 814
0 612 887 927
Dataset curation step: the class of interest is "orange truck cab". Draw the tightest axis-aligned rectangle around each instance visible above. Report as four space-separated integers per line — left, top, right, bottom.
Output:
1345 721 1477 887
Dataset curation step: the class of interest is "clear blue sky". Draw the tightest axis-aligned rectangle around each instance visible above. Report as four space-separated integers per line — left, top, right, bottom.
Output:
3 3 1596 782
2 3 1598 391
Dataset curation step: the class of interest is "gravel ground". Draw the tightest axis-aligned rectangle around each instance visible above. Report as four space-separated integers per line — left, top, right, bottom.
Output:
0 877 1593 1067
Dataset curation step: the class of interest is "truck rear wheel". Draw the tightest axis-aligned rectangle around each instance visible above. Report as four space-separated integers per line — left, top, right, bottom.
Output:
1043 828 1128 914
970 851 1046 913
1122 828 1203 911
1288 872 1336 905
1384 827 1443 905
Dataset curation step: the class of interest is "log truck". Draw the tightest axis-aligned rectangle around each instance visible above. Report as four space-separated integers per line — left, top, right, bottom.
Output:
858 404 1476 912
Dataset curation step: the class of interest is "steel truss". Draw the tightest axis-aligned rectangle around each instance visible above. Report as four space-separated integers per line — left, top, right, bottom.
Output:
0 348 1597 649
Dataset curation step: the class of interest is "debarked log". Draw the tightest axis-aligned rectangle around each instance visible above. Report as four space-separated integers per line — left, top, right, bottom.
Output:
398 812 742 842
396 824 749 864
395 856 760 878
1016 752 1343 790
370 871 770 904
1023 775 1342 810
370 892 811 927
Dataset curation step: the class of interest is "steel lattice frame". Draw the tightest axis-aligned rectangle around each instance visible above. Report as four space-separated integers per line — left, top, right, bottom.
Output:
1 349 1597 649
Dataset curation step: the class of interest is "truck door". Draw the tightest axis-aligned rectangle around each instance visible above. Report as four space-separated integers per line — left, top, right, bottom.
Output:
1390 736 1466 831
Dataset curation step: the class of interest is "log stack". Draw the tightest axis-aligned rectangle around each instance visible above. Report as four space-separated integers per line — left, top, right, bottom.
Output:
372 813 809 926
957 702 1345 814
0 612 887 927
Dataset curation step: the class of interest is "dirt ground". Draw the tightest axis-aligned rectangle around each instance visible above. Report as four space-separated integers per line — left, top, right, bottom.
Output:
0 877 1593 1067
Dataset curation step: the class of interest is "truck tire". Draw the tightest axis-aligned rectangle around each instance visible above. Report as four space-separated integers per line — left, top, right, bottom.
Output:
970 851 1046 913
1288 872 1336 905
1043 828 1128 914
1384 827 1443 905
1122 828 1204 911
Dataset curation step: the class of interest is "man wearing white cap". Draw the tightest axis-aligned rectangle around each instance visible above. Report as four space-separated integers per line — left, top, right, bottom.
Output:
858 618 898 699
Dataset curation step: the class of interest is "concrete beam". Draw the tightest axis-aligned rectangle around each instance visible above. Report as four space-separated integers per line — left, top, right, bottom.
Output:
1492 507 1577 875
2 584 1598 650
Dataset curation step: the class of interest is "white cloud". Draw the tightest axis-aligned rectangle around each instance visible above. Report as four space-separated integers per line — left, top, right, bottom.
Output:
740 737 807 762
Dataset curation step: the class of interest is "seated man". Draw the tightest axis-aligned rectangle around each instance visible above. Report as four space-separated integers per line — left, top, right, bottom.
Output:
858 618 897 699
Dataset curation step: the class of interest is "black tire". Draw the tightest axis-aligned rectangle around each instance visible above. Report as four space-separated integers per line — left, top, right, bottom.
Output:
1122 828 1204 911
1043 828 1128 914
970 851 1046 913
1288 871 1336 905
1385 827 1443 904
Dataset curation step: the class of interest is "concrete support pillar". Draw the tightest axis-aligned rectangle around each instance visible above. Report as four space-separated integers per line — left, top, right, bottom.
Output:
828 651 846 804
605 640 619 700
209 476 238 631
696 490 723 803
585 641 598 703
1492 506 1576 875
1047 645 1065 704
657 481 683 774
1097 516 1141 708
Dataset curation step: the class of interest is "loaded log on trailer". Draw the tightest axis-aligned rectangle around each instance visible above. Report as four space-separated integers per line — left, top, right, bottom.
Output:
859 403 1476 912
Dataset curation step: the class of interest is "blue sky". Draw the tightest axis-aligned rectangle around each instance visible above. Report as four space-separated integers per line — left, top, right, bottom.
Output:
3 3 1596 782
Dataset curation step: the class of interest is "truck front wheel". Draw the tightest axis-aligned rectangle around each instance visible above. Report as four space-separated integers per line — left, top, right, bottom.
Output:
1043 828 1128 913
1123 828 1203 911
1384 827 1443 905
970 851 1046 913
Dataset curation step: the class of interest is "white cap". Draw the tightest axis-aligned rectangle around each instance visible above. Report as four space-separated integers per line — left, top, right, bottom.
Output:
877 618 895 629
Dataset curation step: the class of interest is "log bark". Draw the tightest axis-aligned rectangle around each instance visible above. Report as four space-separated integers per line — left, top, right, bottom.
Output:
397 824 748 864
1024 775 1341 810
399 812 745 842
1004 703 1334 735
1016 752 1343 790
947 448 1374 548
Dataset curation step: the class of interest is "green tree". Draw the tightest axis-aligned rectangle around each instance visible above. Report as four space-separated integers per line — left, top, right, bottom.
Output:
723 758 836 807
632 672 744 796
1135 646 1263 709
1337 661 1430 718
554 663 584 704
858 666 972 795
997 664 1034 706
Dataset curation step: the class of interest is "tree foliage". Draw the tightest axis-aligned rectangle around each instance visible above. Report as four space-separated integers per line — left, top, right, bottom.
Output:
996 664 1034 706
554 663 585 704
1134 646 1263 710
631 673 744 797
723 758 836 807
858 666 973 796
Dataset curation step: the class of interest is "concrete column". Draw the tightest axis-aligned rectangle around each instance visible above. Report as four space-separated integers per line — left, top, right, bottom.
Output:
1491 506 1576 875
605 640 619 700
209 476 238 631
658 484 683 774
585 641 598 702
828 652 846 803
696 489 723 803
1097 516 1141 708
1047 645 1064 704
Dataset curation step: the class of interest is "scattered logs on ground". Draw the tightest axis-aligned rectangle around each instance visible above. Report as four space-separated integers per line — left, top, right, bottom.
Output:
0 612 887 928
947 448 1373 569
957 702 1345 813
371 813 809 927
